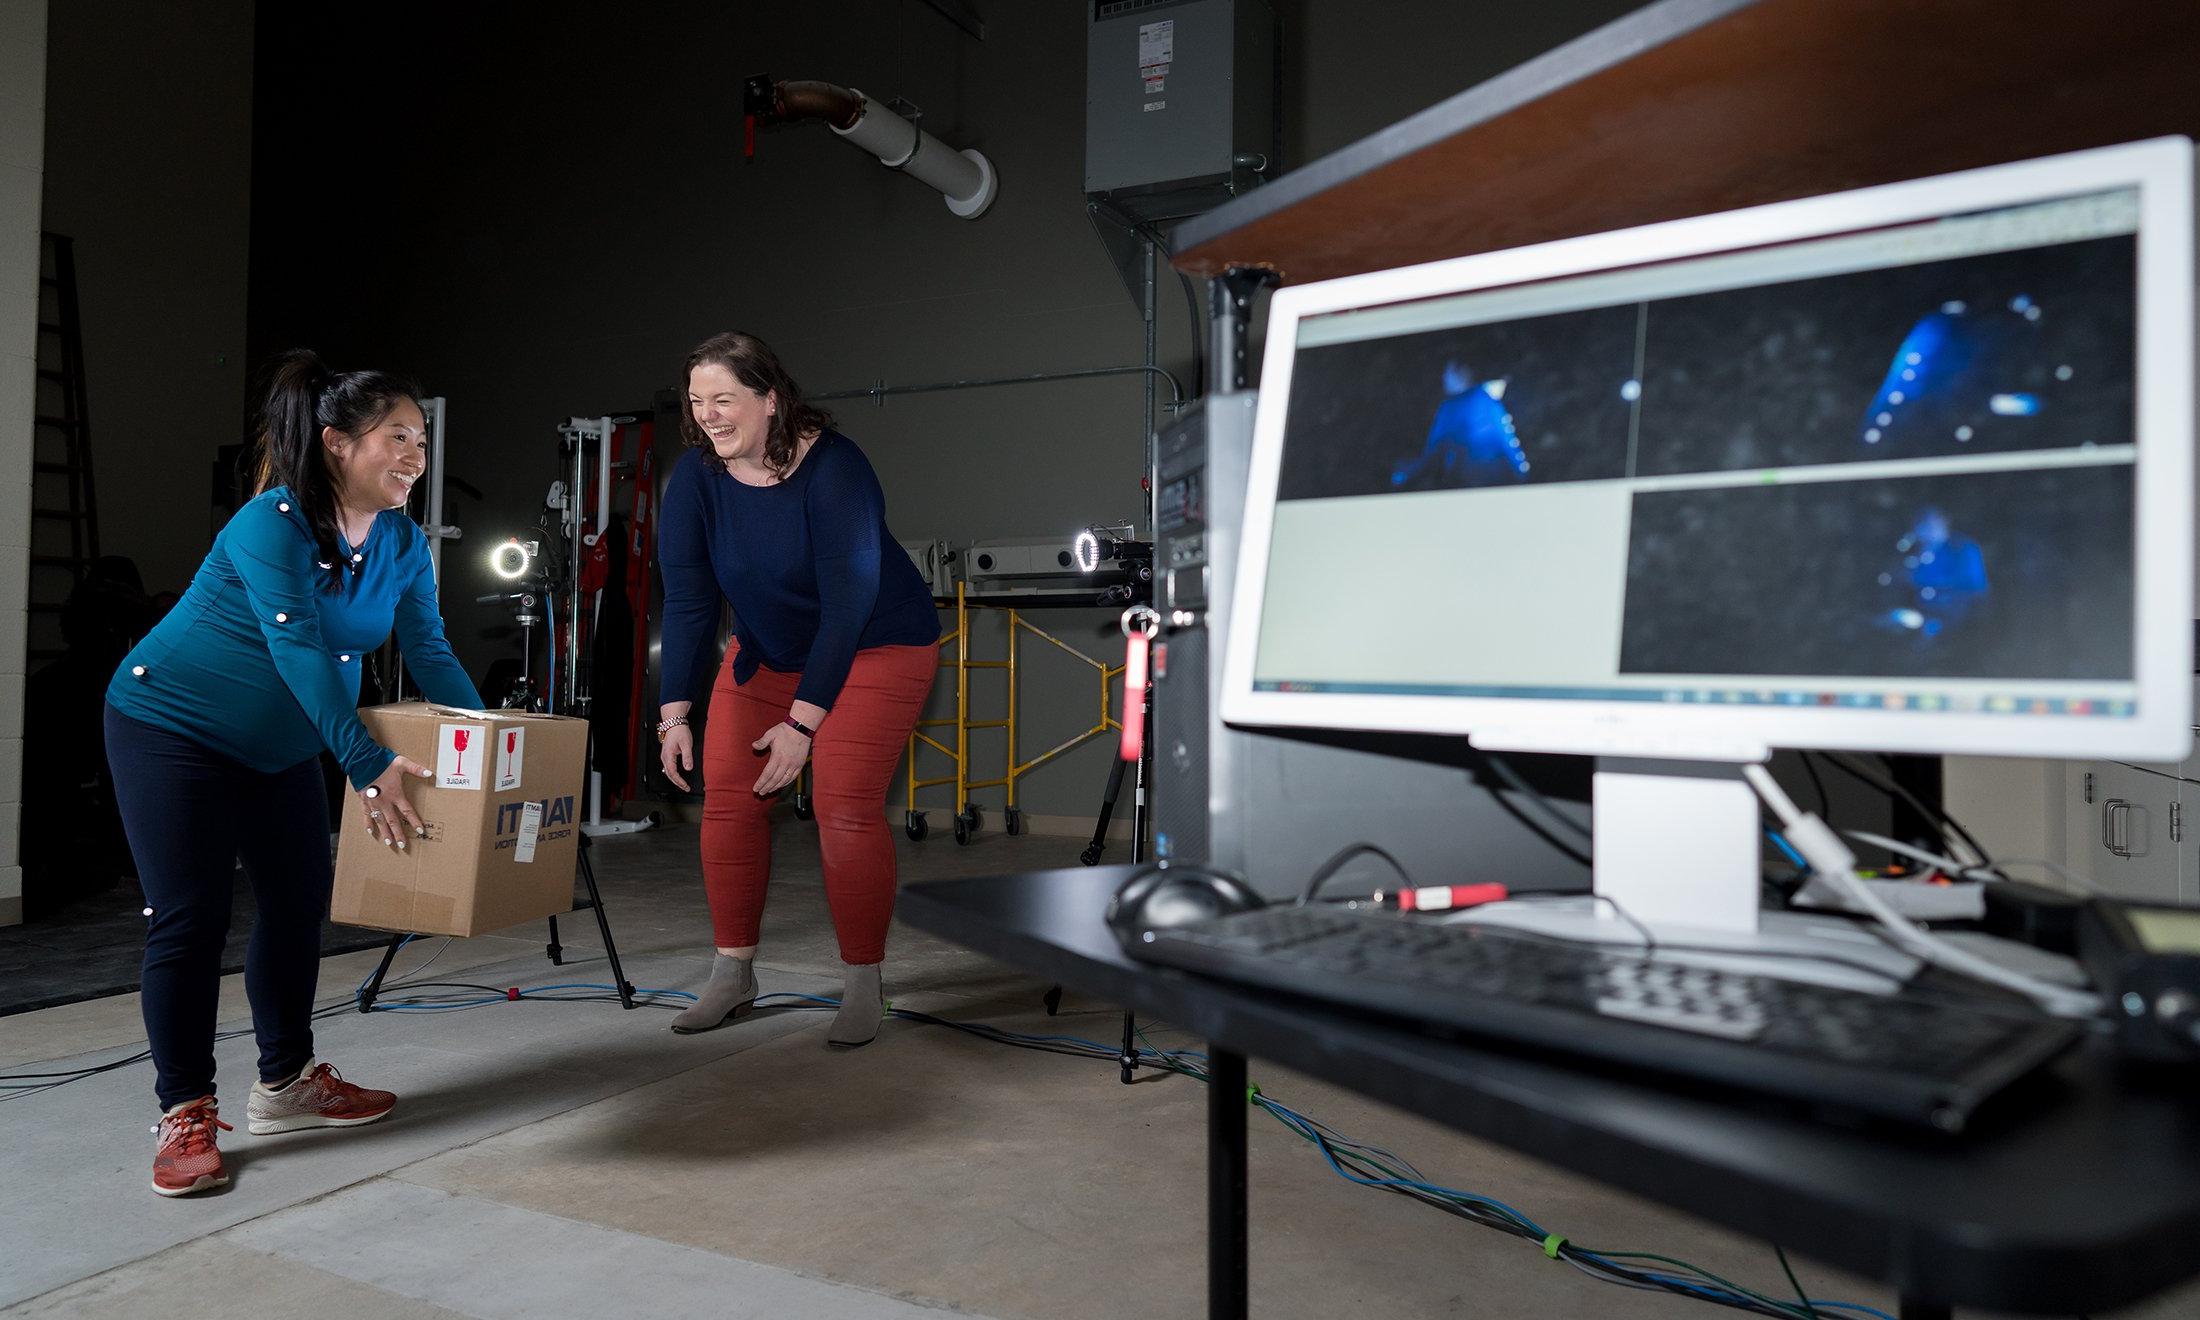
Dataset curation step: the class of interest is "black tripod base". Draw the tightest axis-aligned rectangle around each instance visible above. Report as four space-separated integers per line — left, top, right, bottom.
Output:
353 835 636 1012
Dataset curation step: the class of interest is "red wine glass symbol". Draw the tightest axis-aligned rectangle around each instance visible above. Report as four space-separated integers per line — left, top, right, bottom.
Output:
452 727 471 779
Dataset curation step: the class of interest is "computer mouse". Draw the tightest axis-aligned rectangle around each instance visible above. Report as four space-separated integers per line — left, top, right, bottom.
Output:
1107 862 1266 948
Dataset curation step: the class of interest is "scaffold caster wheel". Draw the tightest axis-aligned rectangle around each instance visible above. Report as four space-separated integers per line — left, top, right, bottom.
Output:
954 805 980 845
791 791 813 821
905 811 928 841
1006 806 1024 836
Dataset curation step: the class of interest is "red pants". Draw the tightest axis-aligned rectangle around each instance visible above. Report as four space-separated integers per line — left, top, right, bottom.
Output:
701 642 935 964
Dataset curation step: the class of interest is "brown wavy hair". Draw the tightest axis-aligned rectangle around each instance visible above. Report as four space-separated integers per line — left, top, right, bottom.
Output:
680 331 833 481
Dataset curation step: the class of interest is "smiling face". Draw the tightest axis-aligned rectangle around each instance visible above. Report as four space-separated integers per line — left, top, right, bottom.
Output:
324 397 428 512
687 362 777 467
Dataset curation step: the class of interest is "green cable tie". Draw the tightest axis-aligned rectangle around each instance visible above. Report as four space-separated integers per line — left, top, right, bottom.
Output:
1541 1234 1567 1260
1246 1082 1263 1105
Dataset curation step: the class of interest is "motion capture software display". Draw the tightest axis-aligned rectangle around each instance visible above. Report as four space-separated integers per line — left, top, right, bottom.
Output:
1256 190 2141 716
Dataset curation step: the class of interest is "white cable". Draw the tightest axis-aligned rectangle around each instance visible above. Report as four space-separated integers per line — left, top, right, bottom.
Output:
386 936 453 988
1842 830 2098 898
1844 830 2001 882
1744 764 2101 1018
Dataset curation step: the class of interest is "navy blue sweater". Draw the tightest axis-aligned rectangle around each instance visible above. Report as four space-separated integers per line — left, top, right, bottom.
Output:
657 432 939 711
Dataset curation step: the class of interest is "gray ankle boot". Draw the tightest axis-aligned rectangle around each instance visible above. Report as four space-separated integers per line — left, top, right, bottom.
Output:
670 954 757 1034
827 962 884 1047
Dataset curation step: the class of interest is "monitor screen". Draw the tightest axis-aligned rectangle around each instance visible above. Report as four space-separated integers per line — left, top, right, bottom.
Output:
1222 141 2193 762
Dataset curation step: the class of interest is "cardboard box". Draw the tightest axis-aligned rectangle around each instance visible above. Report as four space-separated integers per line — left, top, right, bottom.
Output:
331 703 590 937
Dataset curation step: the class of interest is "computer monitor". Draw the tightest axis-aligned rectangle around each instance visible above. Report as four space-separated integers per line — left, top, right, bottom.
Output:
1220 138 2195 936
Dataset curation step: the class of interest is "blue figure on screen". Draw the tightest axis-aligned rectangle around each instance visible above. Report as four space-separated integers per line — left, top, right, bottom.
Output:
1860 296 2052 449
1392 361 1531 489
1877 507 1988 639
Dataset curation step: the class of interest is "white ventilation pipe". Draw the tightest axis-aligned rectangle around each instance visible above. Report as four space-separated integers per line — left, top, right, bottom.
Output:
773 80 997 219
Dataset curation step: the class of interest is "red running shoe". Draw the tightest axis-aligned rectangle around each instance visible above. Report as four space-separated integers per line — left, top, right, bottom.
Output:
245 1060 396 1135
152 1097 231 1197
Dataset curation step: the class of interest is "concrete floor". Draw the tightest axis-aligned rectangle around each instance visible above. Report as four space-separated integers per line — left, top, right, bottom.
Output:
3 820 2196 1320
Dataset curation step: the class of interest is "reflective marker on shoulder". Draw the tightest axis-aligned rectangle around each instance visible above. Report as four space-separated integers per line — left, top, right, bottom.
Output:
132 665 147 677
275 613 288 623
278 502 290 513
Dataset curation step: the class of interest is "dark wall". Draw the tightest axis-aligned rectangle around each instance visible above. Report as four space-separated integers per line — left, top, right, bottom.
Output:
242 0 1646 814
42 0 255 607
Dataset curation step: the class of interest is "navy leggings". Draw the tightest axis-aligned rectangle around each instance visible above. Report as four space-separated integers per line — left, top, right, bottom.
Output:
106 705 334 1110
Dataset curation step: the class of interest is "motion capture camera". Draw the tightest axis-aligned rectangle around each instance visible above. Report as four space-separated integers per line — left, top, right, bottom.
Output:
1074 525 1153 605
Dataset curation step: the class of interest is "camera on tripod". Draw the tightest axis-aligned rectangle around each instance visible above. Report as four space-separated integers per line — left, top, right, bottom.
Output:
1073 524 1153 606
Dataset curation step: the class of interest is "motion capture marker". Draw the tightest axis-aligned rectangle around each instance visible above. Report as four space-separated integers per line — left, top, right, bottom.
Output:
339 654 351 662
1877 412 1894 426
1920 551 1936 565
1888 391 1906 405
1619 378 1642 402
2056 364 2074 380
352 553 363 564
1989 393 2041 416
1865 428 1883 443
1906 352 1923 365
1878 573 1894 586
278 502 290 513
1955 425 1975 441
2024 305 2042 322
1901 369 1916 381
1922 587 1938 601
1941 300 1967 314
131 665 146 677
142 907 153 917
1905 556 1921 569
275 612 289 623
318 561 333 570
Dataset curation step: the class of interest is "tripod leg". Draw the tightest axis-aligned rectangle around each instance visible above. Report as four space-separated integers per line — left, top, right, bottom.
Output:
546 914 563 967
577 842 636 1009
1084 754 1129 866
1042 984 1063 1016
1120 1010 1138 1084
357 934 407 1014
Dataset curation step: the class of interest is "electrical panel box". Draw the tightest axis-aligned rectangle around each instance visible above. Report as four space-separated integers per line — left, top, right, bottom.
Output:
1085 0 1275 202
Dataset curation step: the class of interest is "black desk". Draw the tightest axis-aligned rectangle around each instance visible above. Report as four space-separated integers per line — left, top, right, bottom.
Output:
900 866 2200 1320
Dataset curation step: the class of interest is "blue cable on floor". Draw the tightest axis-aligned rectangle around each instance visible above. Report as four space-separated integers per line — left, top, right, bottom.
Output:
349 976 1898 1318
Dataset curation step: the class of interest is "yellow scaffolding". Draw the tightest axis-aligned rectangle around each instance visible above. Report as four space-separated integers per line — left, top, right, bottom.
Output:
900 581 1126 844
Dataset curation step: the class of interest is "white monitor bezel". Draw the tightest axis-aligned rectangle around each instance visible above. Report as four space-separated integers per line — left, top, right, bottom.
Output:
1219 137 2195 763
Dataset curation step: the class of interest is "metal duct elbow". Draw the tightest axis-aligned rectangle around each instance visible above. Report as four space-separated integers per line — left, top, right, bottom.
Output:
757 76 998 220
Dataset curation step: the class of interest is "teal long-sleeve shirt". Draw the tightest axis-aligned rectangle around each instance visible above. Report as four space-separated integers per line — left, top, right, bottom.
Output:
106 485 483 789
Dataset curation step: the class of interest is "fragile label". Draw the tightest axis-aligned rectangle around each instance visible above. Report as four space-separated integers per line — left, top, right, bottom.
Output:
437 723 487 790
495 726 525 792
514 800 543 863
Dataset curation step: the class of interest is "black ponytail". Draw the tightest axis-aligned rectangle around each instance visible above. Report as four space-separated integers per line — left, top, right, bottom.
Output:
252 349 421 592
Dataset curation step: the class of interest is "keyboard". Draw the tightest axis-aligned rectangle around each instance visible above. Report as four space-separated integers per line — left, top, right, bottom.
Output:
1130 905 2081 1132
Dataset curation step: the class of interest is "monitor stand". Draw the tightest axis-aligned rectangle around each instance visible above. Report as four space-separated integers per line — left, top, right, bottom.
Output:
1460 757 1921 993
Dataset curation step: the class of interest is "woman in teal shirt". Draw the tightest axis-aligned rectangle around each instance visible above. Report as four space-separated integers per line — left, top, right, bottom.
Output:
106 350 482 1197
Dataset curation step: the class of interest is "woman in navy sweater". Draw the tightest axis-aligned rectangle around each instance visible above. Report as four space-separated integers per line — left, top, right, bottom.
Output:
106 351 483 1196
655 332 939 1046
